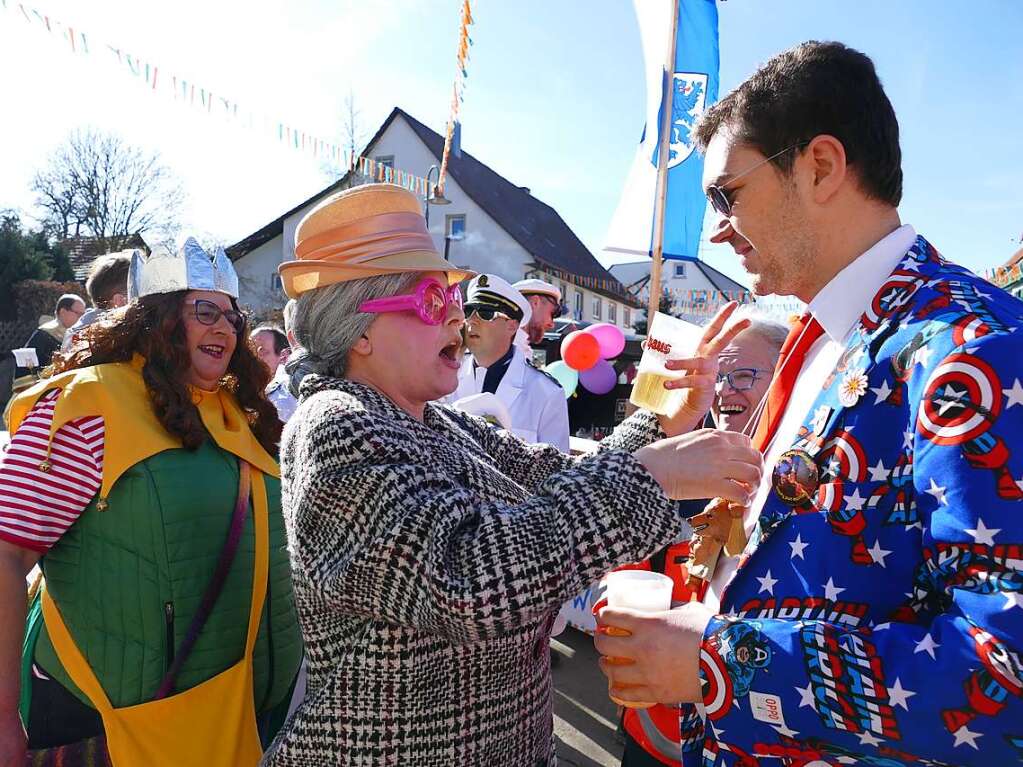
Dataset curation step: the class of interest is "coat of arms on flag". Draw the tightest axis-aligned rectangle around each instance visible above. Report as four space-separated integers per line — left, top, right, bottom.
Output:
665 72 708 168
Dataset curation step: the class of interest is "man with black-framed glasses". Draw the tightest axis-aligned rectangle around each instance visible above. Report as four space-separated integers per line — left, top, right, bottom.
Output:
449 273 569 451
711 314 787 436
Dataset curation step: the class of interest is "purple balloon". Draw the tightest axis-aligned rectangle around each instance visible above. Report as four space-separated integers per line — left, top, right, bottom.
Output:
588 323 626 359
578 358 618 395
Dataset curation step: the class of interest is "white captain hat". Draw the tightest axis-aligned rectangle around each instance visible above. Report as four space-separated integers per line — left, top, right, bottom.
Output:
465 274 531 325
513 278 561 302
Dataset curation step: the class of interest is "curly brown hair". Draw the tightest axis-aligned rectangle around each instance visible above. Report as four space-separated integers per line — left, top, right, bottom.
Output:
51 291 282 454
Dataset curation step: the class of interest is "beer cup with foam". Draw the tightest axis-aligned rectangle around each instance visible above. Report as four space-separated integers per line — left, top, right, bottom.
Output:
602 570 674 708
629 312 703 415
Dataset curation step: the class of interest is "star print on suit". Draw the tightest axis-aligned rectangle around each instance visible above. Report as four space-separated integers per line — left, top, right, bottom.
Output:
686 236 1023 766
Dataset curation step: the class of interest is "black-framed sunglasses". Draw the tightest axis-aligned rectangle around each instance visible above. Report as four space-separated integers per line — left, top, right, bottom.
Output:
706 142 808 218
716 367 769 392
185 299 246 334
539 294 569 318
464 304 509 322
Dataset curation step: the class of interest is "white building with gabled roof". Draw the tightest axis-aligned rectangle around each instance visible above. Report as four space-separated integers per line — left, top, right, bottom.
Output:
228 107 640 331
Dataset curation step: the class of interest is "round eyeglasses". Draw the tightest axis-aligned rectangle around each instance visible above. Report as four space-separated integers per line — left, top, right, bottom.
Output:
716 367 769 392
358 277 463 326
185 299 246 334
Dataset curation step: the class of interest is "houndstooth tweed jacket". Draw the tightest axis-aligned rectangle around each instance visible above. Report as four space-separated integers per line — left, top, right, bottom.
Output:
263 376 683 767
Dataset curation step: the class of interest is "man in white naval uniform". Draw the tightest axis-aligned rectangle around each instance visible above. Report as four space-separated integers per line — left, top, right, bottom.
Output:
451 274 570 451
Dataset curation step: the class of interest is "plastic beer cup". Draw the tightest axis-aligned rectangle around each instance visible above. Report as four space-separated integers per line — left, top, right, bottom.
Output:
603 570 674 708
629 312 703 415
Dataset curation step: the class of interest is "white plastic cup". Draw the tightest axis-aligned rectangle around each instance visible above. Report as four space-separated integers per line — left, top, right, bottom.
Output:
604 570 674 613
603 570 674 709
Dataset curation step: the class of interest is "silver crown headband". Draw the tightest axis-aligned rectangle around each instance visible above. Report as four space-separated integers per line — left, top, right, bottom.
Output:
127 237 239 300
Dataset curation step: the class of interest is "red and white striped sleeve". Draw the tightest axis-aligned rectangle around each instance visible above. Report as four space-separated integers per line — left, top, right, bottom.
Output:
0 389 105 553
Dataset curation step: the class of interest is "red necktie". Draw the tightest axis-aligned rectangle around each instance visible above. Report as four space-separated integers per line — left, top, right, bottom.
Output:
751 312 826 451
723 312 825 558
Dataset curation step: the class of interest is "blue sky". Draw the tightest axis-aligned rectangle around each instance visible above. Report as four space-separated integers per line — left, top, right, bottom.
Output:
1 0 1020 289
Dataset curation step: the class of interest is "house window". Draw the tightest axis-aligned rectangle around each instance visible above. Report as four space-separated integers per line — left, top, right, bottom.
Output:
375 155 394 169
673 262 687 278
624 307 631 328
573 290 583 321
446 214 466 240
592 295 602 320
270 273 283 294
560 282 568 300
608 303 617 324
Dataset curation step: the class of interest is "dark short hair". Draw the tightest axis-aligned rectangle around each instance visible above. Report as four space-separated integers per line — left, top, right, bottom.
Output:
252 325 289 355
55 294 85 315
695 41 902 207
85 253 132 309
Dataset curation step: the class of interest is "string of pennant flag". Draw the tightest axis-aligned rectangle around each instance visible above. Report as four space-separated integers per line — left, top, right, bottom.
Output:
668 288 754 304
437 0 474 193
539 265 626 295
979 261 1023 288
0 0 356 168
351 156 434 195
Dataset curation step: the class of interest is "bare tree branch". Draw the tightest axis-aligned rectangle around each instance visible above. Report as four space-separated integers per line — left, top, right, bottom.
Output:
321 89 370 182
32 129 185 249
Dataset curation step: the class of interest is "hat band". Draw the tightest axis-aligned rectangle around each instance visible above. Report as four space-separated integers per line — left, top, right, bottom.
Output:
295 211 438 267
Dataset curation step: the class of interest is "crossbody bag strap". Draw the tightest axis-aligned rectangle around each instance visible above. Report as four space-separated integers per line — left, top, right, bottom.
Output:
153 460 252 700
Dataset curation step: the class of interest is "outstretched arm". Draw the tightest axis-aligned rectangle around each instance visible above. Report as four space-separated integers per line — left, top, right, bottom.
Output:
286 403 677 644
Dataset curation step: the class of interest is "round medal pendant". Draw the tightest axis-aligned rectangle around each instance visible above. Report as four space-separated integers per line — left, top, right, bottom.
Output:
772 449 820 506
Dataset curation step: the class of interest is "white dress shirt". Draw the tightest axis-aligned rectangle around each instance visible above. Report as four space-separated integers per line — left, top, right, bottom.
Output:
266 363 298 423
706 224 918 609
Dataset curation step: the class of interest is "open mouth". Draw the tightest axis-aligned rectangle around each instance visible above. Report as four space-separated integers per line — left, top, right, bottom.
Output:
719 403 747 415
438 338 461 368
199 344 225 360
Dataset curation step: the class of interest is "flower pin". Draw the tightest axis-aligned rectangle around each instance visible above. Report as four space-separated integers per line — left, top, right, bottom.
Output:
838 368 869 407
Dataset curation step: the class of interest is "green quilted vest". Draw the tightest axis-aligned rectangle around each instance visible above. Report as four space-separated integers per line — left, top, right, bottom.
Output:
31 440 303 712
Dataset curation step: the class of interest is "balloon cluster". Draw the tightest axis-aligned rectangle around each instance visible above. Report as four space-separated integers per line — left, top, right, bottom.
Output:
545 323 625 399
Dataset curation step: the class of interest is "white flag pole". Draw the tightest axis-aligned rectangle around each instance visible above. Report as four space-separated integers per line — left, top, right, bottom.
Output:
647 0 680 321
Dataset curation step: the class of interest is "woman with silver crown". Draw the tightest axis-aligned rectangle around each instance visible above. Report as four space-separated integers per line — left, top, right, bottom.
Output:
0 239 303 766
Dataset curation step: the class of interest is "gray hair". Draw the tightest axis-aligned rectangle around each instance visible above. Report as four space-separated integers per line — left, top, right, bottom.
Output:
285 272 420 396
730 306 789 354
282 298 297 334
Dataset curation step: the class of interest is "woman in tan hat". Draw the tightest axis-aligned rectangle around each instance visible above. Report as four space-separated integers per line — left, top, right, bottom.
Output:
264 183 761 767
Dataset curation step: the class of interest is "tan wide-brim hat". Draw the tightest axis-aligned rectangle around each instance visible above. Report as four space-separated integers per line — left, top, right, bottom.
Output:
279 183 474 298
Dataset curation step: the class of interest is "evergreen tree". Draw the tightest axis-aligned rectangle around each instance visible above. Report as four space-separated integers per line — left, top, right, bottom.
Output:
0 211 71 320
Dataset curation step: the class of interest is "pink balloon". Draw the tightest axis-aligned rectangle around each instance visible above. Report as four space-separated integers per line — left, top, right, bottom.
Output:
588 323 626 359
578 358 618 395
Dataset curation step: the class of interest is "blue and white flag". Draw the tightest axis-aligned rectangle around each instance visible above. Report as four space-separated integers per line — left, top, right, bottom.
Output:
602 0 719 264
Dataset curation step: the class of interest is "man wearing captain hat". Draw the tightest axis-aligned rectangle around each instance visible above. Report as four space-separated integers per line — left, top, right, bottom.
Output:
450 274 570 451
513 278 566 346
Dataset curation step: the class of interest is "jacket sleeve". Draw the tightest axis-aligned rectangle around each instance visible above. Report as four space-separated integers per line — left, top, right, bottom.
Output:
535 385 570 453
696 334 1023 765
440 404 665 493
285 396 677 644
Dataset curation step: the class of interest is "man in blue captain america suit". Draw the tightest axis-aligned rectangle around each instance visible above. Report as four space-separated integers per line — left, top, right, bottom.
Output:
594 41 1023 766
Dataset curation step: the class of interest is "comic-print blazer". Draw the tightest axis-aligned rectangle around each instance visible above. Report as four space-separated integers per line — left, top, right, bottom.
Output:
690 236 1023 767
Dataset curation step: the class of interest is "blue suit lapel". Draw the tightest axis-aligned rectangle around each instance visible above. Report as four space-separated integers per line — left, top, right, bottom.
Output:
729 237 944 585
